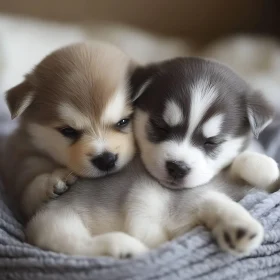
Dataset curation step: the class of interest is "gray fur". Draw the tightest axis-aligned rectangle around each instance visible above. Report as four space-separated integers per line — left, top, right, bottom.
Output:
33 155 253 240
132 57 273 146
55 157 251 215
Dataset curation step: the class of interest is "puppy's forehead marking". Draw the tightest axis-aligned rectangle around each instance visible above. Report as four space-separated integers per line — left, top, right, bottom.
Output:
202 114 224 138
133 78 153 102
188 79 217 136
163 100 183 127
101 90 128 124
59 104 91 129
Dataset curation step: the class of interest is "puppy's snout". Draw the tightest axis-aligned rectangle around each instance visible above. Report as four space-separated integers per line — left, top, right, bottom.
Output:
166 161 190 180
92 152 118 171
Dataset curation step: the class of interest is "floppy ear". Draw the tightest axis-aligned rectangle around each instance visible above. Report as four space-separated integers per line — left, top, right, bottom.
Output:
130 64 158 102
246 91 274 138
5 80 34 119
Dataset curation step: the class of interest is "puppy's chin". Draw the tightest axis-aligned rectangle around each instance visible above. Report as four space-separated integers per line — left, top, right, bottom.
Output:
73 166 116 178
159 173 215 190
159 180 187 190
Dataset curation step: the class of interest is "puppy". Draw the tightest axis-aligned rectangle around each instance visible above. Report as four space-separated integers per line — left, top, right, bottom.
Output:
131 58 276 189
2 42 136 218
25 57 279 258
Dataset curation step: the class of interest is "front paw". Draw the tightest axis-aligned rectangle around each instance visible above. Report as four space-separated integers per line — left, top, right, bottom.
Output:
231 151 279 189
47 169 77 198
212 216 264 255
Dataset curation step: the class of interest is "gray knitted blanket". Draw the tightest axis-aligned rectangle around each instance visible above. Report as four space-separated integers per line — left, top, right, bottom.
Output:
0 109 280 280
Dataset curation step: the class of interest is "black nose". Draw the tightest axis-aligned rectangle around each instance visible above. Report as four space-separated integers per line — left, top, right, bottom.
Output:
92 152 118 171
166 161 190 179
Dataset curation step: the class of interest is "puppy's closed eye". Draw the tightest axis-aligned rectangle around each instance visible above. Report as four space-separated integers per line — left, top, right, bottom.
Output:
57 126 82 140
148 119 170 142
203 137 224 148
151 119 169 133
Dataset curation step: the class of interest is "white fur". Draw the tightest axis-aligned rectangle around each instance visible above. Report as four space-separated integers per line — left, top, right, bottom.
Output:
162 136 245 188
125 179 170 248
26 207 148 258
230 151 279 190
202 114 224 138
163 100 183 127
135 109 246 189
101 90 127 124
59 104 91 129
188 80 217 136
92 138 106 155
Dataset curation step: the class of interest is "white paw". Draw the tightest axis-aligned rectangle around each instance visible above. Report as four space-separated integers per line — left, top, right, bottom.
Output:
213 215 264 255
106 233 149 259
47 169 77 198
231 151 279 189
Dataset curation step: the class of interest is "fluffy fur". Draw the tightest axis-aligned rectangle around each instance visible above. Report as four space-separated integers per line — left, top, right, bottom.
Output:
2 42 136 218
25 58 279 258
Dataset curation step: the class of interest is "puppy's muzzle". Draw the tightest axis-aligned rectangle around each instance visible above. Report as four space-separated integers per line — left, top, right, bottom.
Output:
166 161 190 180
92 152 118 172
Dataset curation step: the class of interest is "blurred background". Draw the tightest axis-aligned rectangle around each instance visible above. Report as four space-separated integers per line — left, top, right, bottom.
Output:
0 0 279 109
1 0 280 42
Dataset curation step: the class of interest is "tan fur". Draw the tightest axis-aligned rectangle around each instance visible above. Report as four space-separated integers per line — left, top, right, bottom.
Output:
3 42 136 219
7 42 133 124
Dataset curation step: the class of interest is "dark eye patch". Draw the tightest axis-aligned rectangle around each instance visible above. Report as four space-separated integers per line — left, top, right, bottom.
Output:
147 111 190 144
191 128 225 158
148 118 170 142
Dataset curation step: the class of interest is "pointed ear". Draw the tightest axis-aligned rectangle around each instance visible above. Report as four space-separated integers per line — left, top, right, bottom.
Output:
130 64 158 102
246 91 274 138
5 80 34 119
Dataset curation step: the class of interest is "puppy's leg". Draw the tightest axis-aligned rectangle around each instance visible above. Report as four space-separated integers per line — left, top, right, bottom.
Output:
125 216 169 249
197 191 264 255
22 169 77 217
230 151 279 191
26 207 148 258
124 184 169 248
